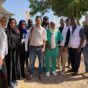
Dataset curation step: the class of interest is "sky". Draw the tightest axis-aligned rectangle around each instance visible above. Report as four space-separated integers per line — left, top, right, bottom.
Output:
3 0 61 26
3 0 30 22
3 0 85 26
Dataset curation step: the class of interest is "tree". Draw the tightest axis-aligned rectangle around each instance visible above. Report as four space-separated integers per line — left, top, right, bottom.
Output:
29 0 88 18
29 0 50 16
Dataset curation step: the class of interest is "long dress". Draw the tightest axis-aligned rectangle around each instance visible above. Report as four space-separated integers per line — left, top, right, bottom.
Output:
5 28 20 86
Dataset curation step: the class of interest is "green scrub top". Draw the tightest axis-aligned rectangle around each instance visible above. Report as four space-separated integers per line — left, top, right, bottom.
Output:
46 29 63 58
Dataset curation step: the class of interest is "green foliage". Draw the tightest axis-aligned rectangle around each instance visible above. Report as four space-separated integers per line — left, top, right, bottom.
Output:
29 0 50 16
29 0 88 18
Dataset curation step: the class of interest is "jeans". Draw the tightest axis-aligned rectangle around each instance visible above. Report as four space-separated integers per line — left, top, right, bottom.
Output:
29 46 43 74
83 45 88 71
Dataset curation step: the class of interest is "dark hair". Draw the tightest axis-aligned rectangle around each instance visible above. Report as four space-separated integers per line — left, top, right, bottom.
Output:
18 20 26 29
70 18 77 22
60 18 64 23
35 16 42 20
28 19 32 23
43 16 49 20
28 19 33 27
7 18 17 29
66 18 70 21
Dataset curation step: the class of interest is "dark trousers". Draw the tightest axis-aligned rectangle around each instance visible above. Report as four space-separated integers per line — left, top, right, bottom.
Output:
69 48 81 73
68 48 71 67
83 45 88 71
19 45 26 78
0 61 8 88
25 51 29 69
16 49 21 79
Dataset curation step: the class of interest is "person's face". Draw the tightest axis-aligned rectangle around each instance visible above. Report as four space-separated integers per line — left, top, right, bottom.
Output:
35 18 42 25
0 18 7 27
66 19 71 26
21 22 26 29
43 18 49 23
10 20 16 29
50 22 55 29
28 20 33 26
60 20 64 27
71 19 77 26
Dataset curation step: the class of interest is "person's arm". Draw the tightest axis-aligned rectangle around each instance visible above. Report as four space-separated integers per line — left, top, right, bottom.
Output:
42 28 47 52
0 31 6 66
0 55 4 67
78 28 85 52
28 26 34 46
42 40 46 52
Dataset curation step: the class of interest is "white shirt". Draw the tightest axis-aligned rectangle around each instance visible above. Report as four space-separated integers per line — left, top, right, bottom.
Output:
60 26 71 46
24 30 30 51
51 33 56 49
69 26 81 48
0 24 8 59
30 25 47 46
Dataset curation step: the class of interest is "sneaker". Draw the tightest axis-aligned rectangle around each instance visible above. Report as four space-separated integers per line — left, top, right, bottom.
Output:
52 71 57 76
10 82 15 88
46 72 50 77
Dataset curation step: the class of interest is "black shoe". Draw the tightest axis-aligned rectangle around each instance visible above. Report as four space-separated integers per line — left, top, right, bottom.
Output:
67 69 74 72
10 82 15 88
72 72 78 76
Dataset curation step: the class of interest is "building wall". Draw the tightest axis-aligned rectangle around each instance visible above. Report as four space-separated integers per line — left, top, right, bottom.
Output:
0 0 6 5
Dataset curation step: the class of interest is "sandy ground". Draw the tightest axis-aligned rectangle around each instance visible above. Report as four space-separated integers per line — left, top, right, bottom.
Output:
16 57 88 88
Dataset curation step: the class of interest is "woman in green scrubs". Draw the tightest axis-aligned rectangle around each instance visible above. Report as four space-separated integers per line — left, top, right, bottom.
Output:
45 21 63 77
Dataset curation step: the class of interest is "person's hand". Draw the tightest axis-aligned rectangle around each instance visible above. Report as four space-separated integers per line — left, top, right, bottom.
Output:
0 54 4 66
63 47 67 52
0 59 3 66
42 48 45 52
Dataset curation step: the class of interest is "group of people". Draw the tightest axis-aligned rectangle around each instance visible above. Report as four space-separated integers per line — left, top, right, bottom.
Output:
0 15 88 88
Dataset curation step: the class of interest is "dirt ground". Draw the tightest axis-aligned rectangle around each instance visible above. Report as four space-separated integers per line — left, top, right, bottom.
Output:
16 57 88 88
